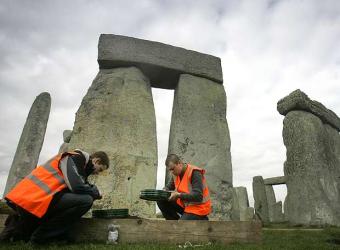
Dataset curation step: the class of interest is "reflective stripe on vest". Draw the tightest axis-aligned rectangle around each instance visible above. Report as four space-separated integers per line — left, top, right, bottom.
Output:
43 160 65 185
5 151 79 218
175 164 211 216
26 159 66 196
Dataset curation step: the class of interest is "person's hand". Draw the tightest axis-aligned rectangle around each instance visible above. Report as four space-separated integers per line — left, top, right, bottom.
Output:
91 184 102 200
168 191 180 201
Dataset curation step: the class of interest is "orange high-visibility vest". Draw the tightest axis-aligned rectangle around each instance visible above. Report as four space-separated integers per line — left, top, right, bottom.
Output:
5 151 80 218
175 164 211 216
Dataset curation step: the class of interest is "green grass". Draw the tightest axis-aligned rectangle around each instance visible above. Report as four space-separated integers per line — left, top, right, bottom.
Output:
0 229 339 250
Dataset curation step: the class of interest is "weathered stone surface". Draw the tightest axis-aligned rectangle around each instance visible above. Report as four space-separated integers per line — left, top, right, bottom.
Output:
265 185 276 207
283 110 340 226
68 67 157 217
98 34 223 89
263 176 287 185
63 130 72 143
270 201 285 223
277 89 340 131
168 74 232 220
58 142 69 154
252 176 269 223
3 92 51 196
232 187 254 221
265 185 284 222
242 207 255 221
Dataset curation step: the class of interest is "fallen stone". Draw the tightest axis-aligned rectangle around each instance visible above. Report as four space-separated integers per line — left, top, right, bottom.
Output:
3 92 51 196
168 74 233 220
98 34 223 89
277 89 340 131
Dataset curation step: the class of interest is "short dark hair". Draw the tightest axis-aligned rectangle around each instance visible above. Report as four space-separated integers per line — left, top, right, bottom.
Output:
165 154 181 166
91 151 110 169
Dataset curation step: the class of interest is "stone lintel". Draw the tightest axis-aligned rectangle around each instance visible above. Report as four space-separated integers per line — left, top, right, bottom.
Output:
277 89 340 131
263 176 287 185
98 34 223 89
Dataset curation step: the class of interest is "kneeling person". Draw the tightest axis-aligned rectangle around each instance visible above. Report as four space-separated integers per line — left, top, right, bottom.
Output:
157 154 211 220
1 149 109 244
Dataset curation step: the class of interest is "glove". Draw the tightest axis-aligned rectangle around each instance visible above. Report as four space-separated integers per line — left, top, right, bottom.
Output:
90 184 102 200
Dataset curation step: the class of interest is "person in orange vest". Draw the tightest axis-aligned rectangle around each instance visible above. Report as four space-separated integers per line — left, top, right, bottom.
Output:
157 154 211 220
0 149 109 244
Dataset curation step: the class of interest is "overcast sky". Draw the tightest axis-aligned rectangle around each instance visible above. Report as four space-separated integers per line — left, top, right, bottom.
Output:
1 0 339 208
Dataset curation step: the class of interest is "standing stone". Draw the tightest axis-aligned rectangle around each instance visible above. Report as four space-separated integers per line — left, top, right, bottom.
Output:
265 185 276 206
278 90 340 226
282 110 340 226
252 176 269 223
58 130 72 153
68 67 158 217
168 74 233 220
3 92 51 196
232 187 254 221
265 185 284 223
270 201 285 223
63 130 73 143
58 143 69 154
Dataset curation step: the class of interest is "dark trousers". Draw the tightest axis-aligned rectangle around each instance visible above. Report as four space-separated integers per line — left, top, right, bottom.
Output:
1 192 93 243
157 200 208 220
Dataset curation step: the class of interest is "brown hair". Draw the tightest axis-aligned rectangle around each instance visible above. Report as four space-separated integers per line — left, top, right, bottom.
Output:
91 151 110 169
165 154 181 167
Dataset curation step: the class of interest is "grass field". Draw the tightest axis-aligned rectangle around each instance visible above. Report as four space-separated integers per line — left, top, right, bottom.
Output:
0 228 340 250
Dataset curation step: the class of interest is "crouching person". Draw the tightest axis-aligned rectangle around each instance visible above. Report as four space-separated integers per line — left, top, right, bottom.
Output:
0 149 109 244
157 154 211 220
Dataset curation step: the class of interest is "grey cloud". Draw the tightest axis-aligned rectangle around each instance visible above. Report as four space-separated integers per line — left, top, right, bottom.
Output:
1 0 339 208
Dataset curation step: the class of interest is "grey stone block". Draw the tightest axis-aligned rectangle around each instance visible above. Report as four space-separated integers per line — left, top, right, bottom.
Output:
265 185 285 223
68 67 157 218
63 130 72 143
168 74 232 220
270 201 285 223
232 187 254 221
241 207 254 221
4 92 51 196
58 142 69 154
282 110 340 226
265 185 276 206
263 176 286 185
98 34 223 89
252 176 269 223
277 89 340 131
